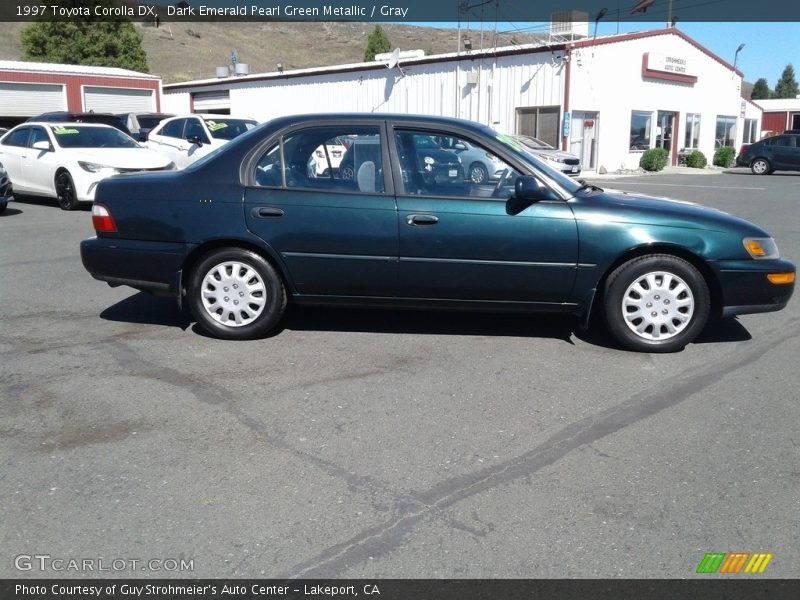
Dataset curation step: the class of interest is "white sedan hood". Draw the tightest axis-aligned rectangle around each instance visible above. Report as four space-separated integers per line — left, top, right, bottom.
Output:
69 148 173 170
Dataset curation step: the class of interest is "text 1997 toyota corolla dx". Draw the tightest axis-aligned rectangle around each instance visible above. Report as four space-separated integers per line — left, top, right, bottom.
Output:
80 114 795 352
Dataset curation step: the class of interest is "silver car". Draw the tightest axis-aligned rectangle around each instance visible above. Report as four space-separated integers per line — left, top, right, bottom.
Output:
439 138 507 184
513 134 582 177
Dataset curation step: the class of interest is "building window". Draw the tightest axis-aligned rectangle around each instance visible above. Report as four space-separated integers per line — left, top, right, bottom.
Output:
516 106 560 148
684 113 701 149
630 111 652 151
715 116 737 148
743 118 758 144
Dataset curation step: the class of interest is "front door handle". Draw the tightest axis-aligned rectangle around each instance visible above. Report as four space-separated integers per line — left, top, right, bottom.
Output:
406 214 439 226
253 206 284 219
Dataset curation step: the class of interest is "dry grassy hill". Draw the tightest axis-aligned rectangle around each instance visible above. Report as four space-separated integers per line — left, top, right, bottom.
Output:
0 20 538 83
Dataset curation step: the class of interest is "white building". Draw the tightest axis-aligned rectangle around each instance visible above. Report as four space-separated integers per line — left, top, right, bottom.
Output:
163 27 760 174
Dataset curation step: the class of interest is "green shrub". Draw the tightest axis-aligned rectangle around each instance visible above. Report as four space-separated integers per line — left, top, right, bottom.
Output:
713 146 735 168
685 150 707 169
639 148 668 172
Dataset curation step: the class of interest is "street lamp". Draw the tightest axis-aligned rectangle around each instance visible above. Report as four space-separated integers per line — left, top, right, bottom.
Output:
733 43 745 70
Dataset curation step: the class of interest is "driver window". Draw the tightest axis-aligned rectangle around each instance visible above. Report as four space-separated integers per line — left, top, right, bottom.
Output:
393 129 521 199
185 119 209 144
28 127 50 148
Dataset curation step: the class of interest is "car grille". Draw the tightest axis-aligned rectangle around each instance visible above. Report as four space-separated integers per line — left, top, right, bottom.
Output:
116 166 172 173
563 158 580 166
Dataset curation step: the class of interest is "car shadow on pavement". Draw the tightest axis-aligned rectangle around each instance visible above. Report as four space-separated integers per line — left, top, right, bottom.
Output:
100 291 191 329
10 195 93 210
0 207 23 216
101 292 753 351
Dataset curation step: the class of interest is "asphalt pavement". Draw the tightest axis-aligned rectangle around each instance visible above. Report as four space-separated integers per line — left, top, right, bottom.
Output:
1 171 798 579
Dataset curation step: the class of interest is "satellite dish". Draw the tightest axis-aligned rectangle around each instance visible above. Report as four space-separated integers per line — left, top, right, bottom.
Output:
386 48 401 70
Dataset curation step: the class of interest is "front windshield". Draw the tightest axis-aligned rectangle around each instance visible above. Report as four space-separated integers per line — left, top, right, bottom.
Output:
493 132 583 194
50 126 138 149
205 119 258 141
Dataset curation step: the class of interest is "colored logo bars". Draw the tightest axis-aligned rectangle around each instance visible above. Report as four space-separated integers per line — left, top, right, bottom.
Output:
696 552 773 574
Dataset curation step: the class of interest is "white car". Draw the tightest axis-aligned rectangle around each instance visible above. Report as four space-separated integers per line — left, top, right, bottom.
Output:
0 122 175 210
308 136 348 177
145 114 258 169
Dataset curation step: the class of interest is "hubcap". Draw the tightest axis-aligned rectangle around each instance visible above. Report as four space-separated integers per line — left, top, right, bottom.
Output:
753 160 767 174
470 166 486 183
200 261 267 327
621 271 694 341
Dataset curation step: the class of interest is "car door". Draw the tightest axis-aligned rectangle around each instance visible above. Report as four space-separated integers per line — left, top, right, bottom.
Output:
768 136 795 169
147 118 188 167
22 126 57 195
0 127 32 192
243 122 398 297
391 124 579 304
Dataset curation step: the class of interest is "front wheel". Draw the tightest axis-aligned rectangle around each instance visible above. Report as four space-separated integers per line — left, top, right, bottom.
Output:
188 248 286 340
750 158 771 175
603 255 710 353
55 171 80 210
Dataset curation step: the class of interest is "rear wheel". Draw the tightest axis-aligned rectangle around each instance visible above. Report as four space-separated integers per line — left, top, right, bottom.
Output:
188 248 286 340
750 158 771 175
468 162 488 184
55 171 80 210
603 255 710 353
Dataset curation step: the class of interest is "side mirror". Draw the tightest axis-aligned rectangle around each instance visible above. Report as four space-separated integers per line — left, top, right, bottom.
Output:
514 175 550 201
32 140 52 152
453 142 467 151
186 135 203 146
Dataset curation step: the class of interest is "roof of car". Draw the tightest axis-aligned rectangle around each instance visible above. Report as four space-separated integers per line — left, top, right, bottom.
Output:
264 112 495 132
22 121 120 129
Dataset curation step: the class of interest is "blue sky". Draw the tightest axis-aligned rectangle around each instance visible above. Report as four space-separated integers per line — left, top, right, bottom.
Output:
410 21 799 86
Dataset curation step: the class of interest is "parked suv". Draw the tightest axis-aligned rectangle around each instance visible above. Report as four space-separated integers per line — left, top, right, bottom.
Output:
118 112 175 142
27 112 132 137
737 133 800 175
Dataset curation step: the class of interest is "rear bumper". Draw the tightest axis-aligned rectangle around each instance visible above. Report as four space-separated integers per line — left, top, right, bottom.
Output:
81 237 190 297
711 259 795 317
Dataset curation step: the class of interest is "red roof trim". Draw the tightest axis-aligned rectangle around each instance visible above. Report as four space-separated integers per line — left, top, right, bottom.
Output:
571 27 744 78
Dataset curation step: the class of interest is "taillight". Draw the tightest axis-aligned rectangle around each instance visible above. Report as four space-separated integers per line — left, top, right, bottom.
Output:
92 204 117 233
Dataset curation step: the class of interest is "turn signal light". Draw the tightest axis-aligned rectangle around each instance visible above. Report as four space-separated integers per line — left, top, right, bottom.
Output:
92 204 117 233
767 273 795 285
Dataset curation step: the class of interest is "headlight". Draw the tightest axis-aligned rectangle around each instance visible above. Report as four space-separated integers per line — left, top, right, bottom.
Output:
78 161 118 174
743 237 779 260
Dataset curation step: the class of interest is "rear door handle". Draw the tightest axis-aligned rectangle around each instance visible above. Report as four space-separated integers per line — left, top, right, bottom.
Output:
406 214 439 226
253 206 284 219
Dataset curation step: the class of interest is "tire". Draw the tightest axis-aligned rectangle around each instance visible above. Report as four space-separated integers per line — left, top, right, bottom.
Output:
188 248 286 340
55 171 80 210
603 255 710 353
750 158 771 175
468 162 488 184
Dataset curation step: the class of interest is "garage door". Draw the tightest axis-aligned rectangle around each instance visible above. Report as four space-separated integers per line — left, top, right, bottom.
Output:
0 82 65 116
83 87 155 113
192 90 230 113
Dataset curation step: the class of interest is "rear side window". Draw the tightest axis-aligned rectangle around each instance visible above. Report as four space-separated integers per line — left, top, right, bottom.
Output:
253 125 384 194
160 119 186 139
4 128 31 147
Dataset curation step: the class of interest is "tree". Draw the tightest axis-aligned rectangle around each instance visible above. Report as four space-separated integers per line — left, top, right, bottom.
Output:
364 25 391 62
750 78 771 100
773 64 799 99
21 0 148 73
